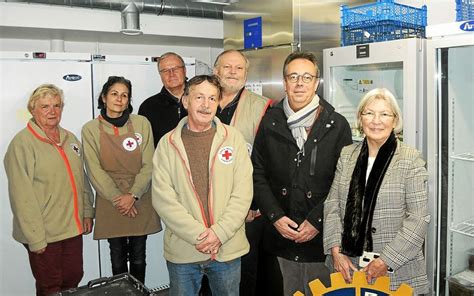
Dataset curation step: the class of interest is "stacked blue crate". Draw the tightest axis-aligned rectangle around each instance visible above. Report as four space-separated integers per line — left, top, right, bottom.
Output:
340 0 427 46
456 0 474 21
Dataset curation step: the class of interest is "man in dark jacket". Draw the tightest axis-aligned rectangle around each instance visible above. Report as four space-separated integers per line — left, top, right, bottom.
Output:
138 52 187 147
252 51 352 295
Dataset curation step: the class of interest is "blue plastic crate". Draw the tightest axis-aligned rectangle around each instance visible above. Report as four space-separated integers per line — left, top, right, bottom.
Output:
340 0 427 46
456 0 474 21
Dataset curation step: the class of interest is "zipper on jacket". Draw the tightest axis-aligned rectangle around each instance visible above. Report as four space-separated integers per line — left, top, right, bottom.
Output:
26 123 83 234
310 141 318 176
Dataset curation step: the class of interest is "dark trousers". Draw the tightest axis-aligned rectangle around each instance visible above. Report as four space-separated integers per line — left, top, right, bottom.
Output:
107 235 147 284
240 216 264 296
25 235 83 296
242 216 283 296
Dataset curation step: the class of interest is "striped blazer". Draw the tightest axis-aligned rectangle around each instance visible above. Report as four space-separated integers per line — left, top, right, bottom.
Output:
323 140 430 294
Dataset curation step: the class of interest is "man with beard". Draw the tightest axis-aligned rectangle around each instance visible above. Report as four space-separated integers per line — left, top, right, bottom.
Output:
213 49 274 296
139 52 188 147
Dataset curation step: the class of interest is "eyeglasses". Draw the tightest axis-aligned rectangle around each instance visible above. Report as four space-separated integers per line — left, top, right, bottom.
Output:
159 66 184 75
361 111 395 121
285 73 318 84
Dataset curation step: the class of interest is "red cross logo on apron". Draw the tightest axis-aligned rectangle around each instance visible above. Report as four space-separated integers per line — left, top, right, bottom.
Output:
122 137 138 151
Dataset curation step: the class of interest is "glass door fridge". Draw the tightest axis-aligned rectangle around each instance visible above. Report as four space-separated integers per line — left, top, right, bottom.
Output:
427 34 474 295
323 38 426 155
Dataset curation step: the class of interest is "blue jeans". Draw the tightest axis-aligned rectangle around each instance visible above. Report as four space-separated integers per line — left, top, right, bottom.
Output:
167 258 241 296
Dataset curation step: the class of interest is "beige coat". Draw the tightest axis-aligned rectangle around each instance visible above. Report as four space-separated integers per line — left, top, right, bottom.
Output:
152 117 253 263
4 120 94 251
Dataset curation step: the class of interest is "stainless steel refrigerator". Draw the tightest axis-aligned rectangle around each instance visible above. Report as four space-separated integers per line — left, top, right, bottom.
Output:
426 31 474 296
223 0 370 102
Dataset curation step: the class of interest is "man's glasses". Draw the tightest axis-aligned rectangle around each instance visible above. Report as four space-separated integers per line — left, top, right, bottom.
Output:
285 73 318 84
159 66 184 75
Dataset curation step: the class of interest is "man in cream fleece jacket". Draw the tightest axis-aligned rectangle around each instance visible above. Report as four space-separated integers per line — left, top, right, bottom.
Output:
152 75 253 296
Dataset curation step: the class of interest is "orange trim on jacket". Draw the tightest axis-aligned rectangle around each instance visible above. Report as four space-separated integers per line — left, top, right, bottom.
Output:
27 123 83 234
98 115 120 135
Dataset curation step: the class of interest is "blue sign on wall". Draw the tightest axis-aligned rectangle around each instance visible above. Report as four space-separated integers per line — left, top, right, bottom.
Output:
244 16 262 49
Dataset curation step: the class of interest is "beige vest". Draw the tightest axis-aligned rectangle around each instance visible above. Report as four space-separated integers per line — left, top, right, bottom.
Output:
231 89 272 153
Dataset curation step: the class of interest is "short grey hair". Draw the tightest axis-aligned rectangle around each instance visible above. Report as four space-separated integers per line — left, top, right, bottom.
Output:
213 49 250 72
157 52 185 71
27 84 64 114
356 88 403 134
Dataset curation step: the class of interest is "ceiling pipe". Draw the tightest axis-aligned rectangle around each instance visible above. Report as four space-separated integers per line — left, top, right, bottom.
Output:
121 2 142 35
3 0 224 19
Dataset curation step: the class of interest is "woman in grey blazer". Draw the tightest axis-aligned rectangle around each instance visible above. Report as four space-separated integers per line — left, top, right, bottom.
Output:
323 88 430 295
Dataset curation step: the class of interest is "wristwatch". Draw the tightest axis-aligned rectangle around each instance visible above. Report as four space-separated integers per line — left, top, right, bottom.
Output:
130 193 139 201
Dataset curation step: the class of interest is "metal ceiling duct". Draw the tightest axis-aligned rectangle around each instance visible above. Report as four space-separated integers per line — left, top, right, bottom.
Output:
3 0 224 19
121 2 142 35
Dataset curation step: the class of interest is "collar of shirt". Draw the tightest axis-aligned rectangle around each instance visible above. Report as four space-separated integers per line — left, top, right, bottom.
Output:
216 87 244 124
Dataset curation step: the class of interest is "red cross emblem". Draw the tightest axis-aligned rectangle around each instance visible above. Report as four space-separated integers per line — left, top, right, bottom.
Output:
135 132 143 145
70 143 81 156
218 146 234 164
222 149 232 160
122 137 137 151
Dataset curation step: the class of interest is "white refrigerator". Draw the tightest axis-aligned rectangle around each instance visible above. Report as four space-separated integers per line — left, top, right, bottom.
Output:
1 52 197 294
0 51 97 296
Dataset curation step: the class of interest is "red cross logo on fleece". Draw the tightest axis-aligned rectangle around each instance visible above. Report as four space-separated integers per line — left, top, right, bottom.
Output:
122 137 138 152
70 143 81 156
135 132 143 145
218 146 234 164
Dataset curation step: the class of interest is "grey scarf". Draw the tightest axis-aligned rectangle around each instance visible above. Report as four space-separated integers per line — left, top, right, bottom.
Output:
283 94 320 152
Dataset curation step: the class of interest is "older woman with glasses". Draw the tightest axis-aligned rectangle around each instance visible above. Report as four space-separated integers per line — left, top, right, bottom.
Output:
324 88 430 294
82 76 161 284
